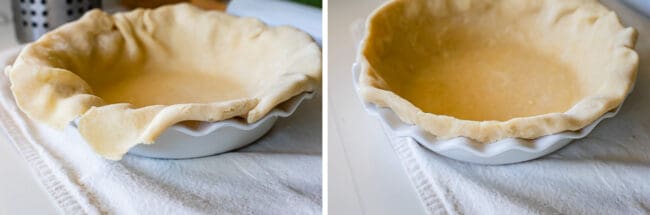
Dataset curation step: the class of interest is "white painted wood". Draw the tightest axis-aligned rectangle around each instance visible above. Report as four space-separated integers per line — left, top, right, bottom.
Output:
328 0 427 214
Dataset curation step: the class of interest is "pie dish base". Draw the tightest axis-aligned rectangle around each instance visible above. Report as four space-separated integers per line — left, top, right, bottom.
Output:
353 62 625 165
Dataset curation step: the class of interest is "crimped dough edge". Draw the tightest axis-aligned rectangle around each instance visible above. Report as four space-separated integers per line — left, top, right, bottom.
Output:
359 0 638 143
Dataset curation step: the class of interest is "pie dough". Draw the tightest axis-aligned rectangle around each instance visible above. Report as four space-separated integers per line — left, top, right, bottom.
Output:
7 4 321 160
359 0 638 142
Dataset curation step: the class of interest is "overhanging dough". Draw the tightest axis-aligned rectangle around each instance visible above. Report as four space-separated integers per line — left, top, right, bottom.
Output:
8 4 321 160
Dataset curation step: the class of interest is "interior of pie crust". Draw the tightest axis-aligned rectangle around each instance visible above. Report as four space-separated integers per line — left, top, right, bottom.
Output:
363 1 589 121
360 0 638 141
374 27 583 121
54 7 311 109
7 4 321 159
94 68 250 108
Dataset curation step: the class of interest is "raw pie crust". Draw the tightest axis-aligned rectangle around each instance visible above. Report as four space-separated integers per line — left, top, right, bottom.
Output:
359 0 638 142
7 4 321 160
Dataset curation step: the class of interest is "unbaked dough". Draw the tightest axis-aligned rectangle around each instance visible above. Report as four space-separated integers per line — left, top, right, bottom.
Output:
7 4 321 160
359 0 637 142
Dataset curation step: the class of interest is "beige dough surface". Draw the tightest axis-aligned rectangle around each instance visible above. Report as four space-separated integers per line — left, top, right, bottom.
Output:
396 33 582 121
95 70 250 108
7 3 321 160
359 0 638 142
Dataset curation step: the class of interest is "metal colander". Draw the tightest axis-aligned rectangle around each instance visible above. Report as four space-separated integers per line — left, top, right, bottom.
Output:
11 0 101 43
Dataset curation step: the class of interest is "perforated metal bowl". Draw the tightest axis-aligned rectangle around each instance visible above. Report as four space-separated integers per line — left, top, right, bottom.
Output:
11 0 101 43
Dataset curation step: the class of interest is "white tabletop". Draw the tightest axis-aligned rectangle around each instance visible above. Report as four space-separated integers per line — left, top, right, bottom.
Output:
327 0 428 214
0 2 62 214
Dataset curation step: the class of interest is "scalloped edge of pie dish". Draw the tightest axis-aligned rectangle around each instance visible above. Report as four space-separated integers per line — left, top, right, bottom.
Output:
2 45 313 159
353 62 626 165
103 92 313 159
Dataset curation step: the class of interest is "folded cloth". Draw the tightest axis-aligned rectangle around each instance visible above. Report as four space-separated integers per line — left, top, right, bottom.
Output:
386 2 650 214
0 50 322 214
390 135 650 215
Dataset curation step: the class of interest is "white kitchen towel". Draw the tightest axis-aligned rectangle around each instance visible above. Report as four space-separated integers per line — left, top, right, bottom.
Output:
0 67 322 214
389 136 650 215
0 65 322 214
386 1 650 214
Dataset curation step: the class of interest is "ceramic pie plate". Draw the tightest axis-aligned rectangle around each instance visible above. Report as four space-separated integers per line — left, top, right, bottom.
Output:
352 61 626 165
1 46 313 159
89 92 312 159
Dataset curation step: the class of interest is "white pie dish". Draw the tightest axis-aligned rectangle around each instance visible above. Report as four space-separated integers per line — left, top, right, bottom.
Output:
73 92 313 159
352 61 625 165
1 46 313 159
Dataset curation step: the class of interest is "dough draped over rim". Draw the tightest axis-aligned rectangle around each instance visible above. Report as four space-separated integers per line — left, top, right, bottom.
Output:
7 3 321 160
359 0 637 142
